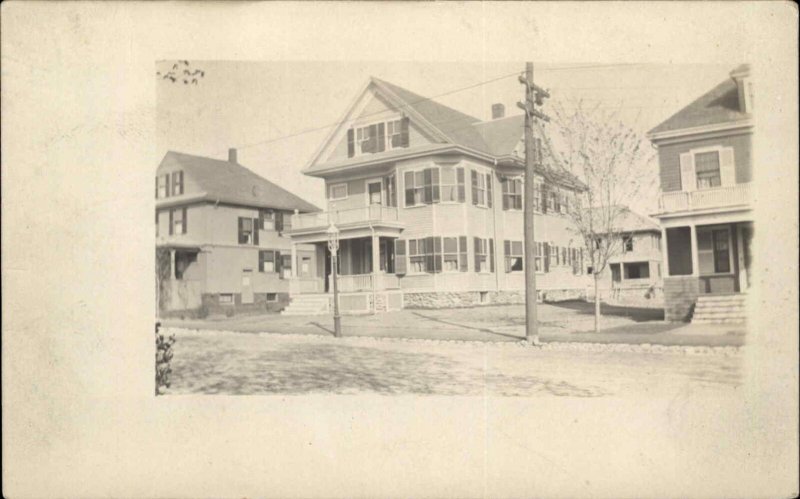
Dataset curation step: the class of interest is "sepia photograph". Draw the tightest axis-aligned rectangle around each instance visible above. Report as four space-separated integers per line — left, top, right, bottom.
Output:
3 2 797 498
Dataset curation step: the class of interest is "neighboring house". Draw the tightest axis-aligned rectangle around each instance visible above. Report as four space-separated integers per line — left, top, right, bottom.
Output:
284 77 592 314
155 149 319 316
648 64 753 322
593 207 663 305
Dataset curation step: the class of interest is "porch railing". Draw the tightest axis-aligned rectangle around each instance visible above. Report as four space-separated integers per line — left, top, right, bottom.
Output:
325 273 401 293
291 205 400 231
659 183 751 213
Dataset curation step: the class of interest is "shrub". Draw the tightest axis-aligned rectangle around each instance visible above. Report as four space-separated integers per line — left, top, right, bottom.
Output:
155 322 176 395
225 307 235 318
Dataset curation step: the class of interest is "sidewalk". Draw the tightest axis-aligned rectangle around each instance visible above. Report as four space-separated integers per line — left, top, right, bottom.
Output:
161 302 747 347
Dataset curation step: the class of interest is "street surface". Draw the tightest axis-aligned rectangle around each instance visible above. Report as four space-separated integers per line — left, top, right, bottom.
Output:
166 329 742 397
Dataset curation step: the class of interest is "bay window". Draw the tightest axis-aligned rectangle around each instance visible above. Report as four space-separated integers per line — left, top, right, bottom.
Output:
404 166 465 206
471 170 492 207
440 165 466 202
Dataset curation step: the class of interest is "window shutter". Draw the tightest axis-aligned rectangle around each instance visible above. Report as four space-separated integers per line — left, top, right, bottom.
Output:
719 147 736 186
253 218 259 245
275 212 283 232
471 170 478 205
347 128 355 158
259 251 265 272
182 207 187 234
474 237 481 271
457 168 465 202
394 240 407 275
544 242 550 272
237 217 244 243
489 239 495 273
169 210 174 235
400 117 410 148
423 168 433 204
486 173 493 208
155 177 159 199
164 174 170 198
275 251 282 274
502 179 510 210
541 184 548 213
376 122 386 153
679 152 696 192
431 168 440 203
459 236 467 272
178 171 184 195
504 240 511 272
404 171 415 206
433 236 442 273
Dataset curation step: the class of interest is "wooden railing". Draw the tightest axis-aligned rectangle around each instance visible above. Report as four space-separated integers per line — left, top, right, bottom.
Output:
324 273 401 293
659 183 751 212
290 205 400 231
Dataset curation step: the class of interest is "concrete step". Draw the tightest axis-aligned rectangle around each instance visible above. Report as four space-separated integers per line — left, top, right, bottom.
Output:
696 295 747 304
694 306 746 313
693 313 748 320
692 318 747 325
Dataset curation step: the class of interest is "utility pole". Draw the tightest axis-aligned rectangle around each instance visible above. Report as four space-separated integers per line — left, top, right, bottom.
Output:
517 61 550 345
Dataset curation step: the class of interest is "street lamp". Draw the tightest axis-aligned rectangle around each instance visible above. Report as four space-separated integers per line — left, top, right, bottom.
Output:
326 223 342 338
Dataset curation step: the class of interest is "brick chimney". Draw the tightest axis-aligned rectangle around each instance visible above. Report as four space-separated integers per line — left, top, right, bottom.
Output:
491 103 505 120
729 65 752 113
228 148 237 163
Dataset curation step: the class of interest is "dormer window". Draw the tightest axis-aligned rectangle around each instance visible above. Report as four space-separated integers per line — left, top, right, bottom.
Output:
347 118 410 158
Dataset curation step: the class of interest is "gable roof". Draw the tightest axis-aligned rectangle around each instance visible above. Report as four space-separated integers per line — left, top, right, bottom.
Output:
589 205 661 233
158 151 319 212
307 77 584 190
649 65 751 135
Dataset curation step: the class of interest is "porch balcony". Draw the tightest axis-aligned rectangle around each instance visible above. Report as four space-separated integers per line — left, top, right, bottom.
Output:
289 205 403 233
658 182 751 214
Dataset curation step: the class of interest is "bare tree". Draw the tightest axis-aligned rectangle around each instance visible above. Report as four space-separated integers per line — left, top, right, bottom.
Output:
546 101 656 331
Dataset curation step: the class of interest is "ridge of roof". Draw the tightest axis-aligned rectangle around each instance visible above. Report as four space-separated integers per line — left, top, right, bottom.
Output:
159 151 319 212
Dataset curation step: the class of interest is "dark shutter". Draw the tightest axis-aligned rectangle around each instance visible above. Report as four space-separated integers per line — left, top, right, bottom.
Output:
169 210 174 235
347 128 355 158
164 174 170 198
459 236 467 272
182 207 187 234
155 177 159 199
404 171 414 207
433 236 442 273
423 168 433 204
471 170 478 205
178 171 184 195
431 168 440 203
489 239 495 273
486 173 493 208
502 179 510 210
474 237 481 272
258 251 265 272
400 117 410 147
253 218 259 245
457 168 465 202
504 240 511 272
376 123 386 153
544 242 550 272
541 184 548 213
238 217 244 243
425 237 434 273
394 240 407 275
275 212 283 232
275 251 282 274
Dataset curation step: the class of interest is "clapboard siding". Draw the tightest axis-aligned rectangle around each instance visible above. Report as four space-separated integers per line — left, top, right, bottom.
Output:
658 132 752 192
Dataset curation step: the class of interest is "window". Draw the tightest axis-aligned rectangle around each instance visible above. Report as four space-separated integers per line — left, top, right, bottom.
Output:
260 209 275 230
404 168 440 206
383 174 397 207
533 181 543 212
471 170 489 206
368 181 382 205
442 237 463 272
440 165 466 202
697 227 730 275
329 183 348 200
259 250 279 273
169 207 187 235
386 119 404 150
408 238 435 273
301 257 311 275
547 190 557 212
266 293 278 302
174 251 197 280
712 229 730 273
281 254 292 279
624 262 650 280
219 293 234 304
623 234 634 252
502 178 523 210
356 123 385 155
474 238 494 273
559 192 568 214
535 242 545 272
695 151 722 189
347 118 409 157
505 240 524 272
171 171 184 196
238 217 259 245
156 174 169 199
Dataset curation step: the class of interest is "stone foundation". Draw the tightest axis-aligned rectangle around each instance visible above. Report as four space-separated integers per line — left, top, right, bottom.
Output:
195 292 290 317
663 276 699 322
403 289 585 309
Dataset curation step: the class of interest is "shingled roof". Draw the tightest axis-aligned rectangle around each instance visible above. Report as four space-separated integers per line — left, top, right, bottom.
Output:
159 151 319 212
649 65 751 135
588 205 661 233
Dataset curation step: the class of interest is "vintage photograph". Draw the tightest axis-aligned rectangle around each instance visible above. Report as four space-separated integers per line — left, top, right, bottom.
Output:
155 61 750 397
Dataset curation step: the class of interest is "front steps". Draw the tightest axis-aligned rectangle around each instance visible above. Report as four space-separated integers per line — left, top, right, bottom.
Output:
281 294 331 316
691 294 747 324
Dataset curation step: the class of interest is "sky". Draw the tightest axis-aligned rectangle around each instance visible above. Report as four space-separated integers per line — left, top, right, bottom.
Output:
157 61 735 215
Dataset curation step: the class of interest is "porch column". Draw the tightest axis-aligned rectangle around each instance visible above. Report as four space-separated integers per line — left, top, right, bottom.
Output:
169 249 176 280
290 242 298 278
689 224 699 277
371 235 380 274
661 227 670 276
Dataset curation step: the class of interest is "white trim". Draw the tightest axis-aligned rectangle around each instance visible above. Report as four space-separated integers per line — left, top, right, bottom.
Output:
328 183 348 201
647 119 753 142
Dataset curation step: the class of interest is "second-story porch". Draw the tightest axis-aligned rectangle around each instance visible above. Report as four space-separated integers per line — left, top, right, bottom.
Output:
656 182 752 216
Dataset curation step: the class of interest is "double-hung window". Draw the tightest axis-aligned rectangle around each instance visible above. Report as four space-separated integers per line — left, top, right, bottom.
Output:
504 240 524 272
169 207 187 235
260 209 275 230
472 237 494 273
356 123 385 155
156 174 169 199
408 239 427 273
440 165 466 202
404 168 440 206
695 151 722 189
698 228 731 274
623 234 634 252
547 190 557 212
442 237 467 272
348 118 409 157
238 217 259 245
386 119 404 150
471 170 492 207
259 250 278 273
171 171 184 196
533 180 543 212
328 183 348 200
535 242 544 272
502 178 523 210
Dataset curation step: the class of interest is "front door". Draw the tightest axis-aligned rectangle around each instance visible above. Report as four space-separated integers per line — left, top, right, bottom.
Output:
241 268 254 304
